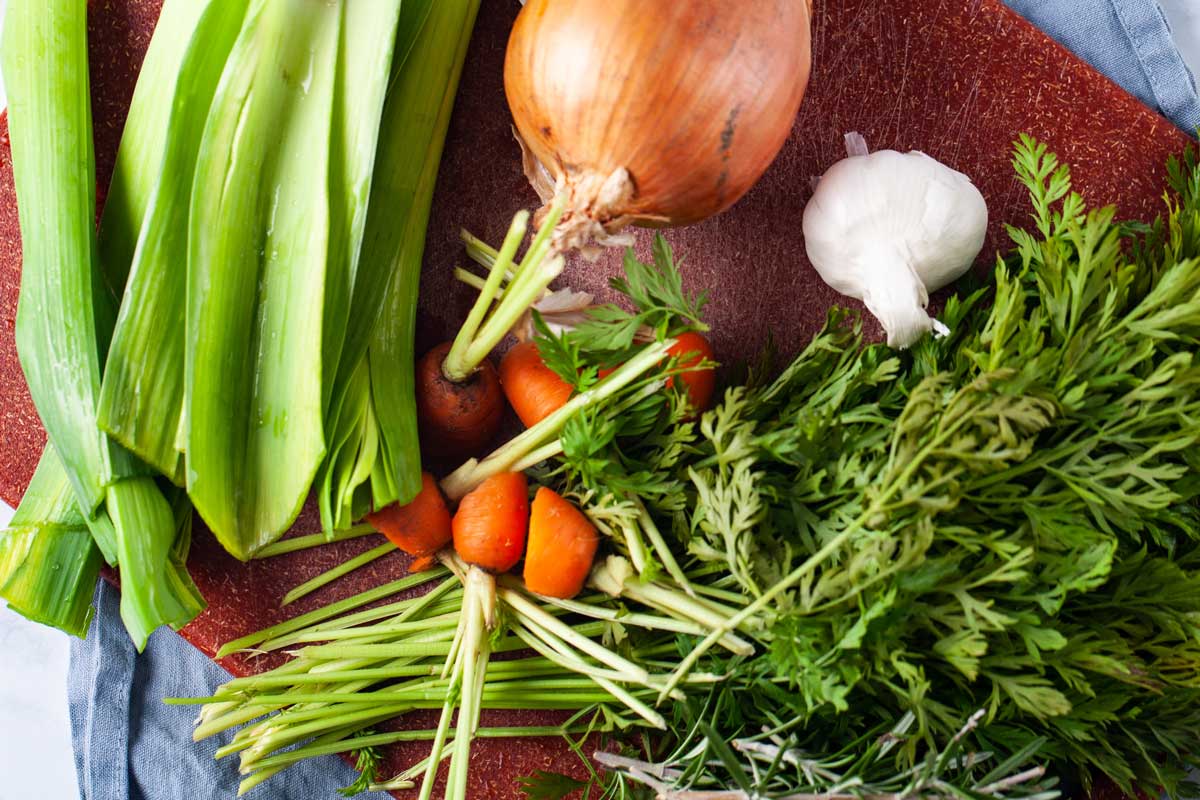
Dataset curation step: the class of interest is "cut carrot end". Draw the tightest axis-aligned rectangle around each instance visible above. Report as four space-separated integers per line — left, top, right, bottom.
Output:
667 331 716 413
415 342 505 458
523 487 599 599
499 341 573 428
365 472 453 558
452 472 530 573
407 554 439 574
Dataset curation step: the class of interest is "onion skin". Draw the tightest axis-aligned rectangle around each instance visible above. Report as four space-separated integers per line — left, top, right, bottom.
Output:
505 0 812 242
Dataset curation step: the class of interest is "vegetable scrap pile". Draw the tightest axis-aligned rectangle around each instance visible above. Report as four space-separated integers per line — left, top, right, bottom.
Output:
0 0 481 647
182 139 1200 799
5 0 1200 798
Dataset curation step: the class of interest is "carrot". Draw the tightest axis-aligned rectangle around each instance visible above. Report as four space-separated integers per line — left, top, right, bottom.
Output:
597 331 715 414
417 207 569 458
499 340 574 428
415 341 504 458
523 487 599 598
667 331 716 413
452 471 529 573
365 472 452 571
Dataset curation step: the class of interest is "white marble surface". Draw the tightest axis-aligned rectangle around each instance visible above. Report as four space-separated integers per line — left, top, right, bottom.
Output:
0 4 1199 800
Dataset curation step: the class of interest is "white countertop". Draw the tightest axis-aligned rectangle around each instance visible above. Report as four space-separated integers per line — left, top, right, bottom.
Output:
1 4 1200 800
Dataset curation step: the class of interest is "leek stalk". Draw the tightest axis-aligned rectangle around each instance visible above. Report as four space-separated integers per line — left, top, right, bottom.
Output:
185 0 342 558
317 0 479 529
0 447 101 638
2 0 204 647
98 0 251 480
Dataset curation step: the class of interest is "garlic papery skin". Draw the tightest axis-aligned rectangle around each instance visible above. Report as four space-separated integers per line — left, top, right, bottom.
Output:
802 135 988 348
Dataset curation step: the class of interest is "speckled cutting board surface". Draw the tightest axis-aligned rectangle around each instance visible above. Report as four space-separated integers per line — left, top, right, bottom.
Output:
0 1 1192 798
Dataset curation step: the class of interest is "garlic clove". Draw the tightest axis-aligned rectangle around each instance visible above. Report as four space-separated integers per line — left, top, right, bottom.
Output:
860 258 940 349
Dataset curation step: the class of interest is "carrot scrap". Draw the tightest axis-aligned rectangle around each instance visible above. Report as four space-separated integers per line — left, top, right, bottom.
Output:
499 340 574 428
452 471 530 573
523 487 599 598
366 471 453 567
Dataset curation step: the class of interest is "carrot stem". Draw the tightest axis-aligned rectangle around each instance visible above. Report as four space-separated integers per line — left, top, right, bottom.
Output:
442 198 566 382
443 211 528 381
656 527 858 703
634 498 695 597
215 568 446 657
258 579 461 651
507 622 669 728
497 585 650 682
510 439 565 473
417 685 458 800
281 541 397 606
252 723 574 773
268 604 460 647
252 523 376 558
434 564 494 800
458 249 562 372
452 265 494 295
508 621 640 684
459 228 502 272
508 583 715 637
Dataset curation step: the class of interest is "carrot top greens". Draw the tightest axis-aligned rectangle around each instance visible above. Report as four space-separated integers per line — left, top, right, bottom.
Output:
534 137 1200 797
187 138 1200 800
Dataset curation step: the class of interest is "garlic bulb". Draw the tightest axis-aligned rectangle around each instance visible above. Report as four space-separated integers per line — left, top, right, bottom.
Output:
802 133 988 348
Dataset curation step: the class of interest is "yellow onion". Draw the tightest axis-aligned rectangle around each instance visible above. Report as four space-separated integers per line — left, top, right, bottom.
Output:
504 0 812 252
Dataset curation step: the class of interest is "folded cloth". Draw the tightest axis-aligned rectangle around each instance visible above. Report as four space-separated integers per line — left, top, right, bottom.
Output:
69 581 390 800
66 2 1200 799
1005 0 1200 133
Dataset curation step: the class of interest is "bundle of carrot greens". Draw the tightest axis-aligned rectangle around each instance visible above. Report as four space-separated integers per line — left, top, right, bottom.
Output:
183 138 1200 799
0 0 479 647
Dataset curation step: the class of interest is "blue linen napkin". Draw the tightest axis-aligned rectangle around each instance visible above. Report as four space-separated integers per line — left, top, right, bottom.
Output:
1006 0 1200 133
69 581 391 800
66 2 1200 799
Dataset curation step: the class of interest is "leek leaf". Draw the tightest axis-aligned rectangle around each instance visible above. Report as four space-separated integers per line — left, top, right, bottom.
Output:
318 0 474 526
186 0 341 558
367 0 484 508
98 0 251 482
3 0 115 513
322 0 405 413
334 0 439 392
0 446 101 638
316 0 414 532
106 477 203 646
96 0 210 295
3 0 206 647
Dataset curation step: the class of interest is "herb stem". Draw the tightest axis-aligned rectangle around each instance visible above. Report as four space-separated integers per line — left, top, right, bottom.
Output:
281 541 396 606
252 523 376 558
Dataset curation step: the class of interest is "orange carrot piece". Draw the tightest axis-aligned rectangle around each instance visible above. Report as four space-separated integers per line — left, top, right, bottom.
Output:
415 341 505 457
499 341 573 428
452 472 530 573
667 331 716 413
407 555 439 574
523 487 599 599
366 472 453 560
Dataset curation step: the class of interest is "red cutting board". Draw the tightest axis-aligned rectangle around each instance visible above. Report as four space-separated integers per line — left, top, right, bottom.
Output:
0 1 1191 798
